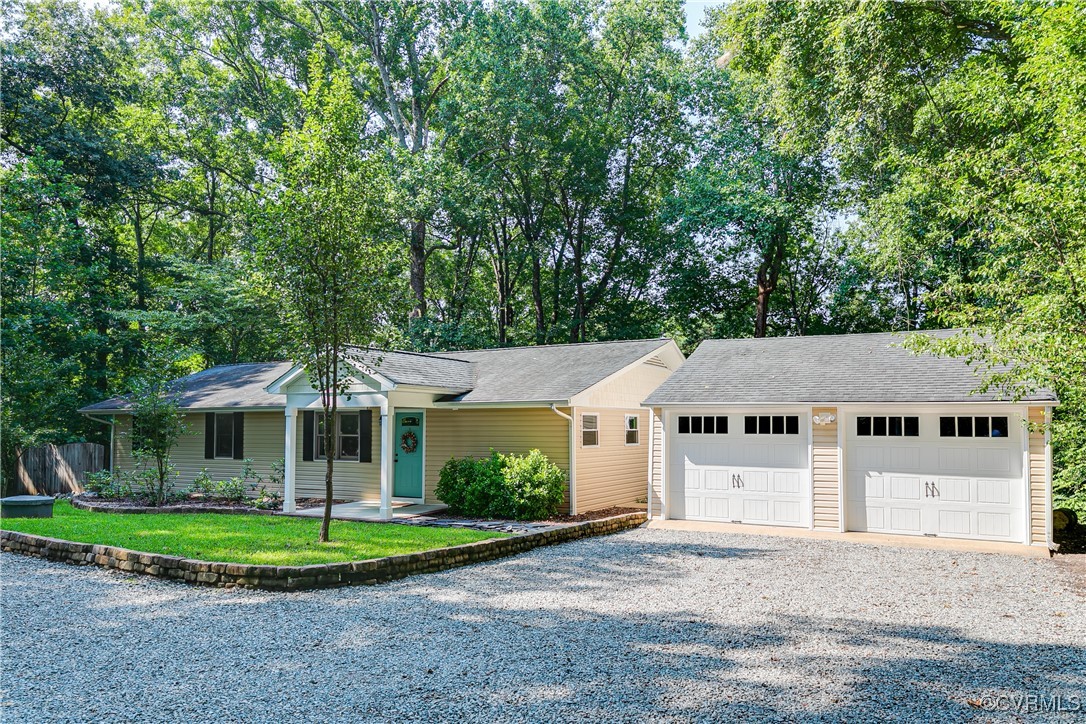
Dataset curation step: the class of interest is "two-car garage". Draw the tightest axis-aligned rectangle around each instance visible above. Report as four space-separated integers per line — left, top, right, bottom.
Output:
644 333 1055 549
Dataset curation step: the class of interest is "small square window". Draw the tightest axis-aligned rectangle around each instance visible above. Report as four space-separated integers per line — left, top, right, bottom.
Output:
904 417 919 437
991 417 1009 438
888 417 903 437
940 417 956 437
625 415 639 445
974 416 989 437
678 416 690 434
691 416 703 434
582 414 599 447
770 416 783 435
857 417 872 436
957 416 973 437
745 416 757 434
759 416 771 434
873 417 887 436
703 416 715 435
785 416 799 435
716 416 728 434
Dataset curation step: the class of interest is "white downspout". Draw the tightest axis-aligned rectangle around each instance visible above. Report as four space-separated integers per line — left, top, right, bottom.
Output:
550 404 576 515
283 405 297 513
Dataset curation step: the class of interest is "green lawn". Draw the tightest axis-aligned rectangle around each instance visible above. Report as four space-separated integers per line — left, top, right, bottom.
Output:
1 501 506 566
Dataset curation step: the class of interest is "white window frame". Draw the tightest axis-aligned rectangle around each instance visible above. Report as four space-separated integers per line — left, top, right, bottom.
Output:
581 413 600 448
624 414 640 446
213 413 235 459
315 412 360 461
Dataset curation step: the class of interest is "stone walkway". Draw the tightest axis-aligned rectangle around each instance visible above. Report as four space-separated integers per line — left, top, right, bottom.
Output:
394 514 565 535
288 500 565 535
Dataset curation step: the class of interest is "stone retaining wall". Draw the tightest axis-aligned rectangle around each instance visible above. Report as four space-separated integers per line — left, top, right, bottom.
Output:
0 512 647 591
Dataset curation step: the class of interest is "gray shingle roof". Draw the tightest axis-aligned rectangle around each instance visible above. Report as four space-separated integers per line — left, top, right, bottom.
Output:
429 338 673 404
80 339 675 413
643 331 1057 406
348 348 474 391
79 362 295 413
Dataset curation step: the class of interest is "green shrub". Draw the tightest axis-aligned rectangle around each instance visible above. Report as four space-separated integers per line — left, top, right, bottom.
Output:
503 449 566 520
436 449 566 520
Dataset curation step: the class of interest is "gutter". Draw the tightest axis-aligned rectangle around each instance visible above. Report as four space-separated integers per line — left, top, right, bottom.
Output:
550 404 576 515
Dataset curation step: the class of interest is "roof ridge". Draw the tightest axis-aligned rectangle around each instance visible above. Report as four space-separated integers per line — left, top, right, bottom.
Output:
702 329 964 344
433 337 672 354
346 346 474 364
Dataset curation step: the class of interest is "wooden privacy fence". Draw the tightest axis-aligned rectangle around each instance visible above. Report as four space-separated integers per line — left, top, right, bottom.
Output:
15 443 106 496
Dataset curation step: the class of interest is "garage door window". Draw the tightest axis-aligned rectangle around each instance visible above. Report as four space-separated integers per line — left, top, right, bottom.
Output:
677 415 728 435
744 415 799 435
940 416 1009 438
857 416 919 437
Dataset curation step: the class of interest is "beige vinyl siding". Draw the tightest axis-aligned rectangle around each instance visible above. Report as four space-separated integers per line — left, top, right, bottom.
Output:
113 412 287 495
294 408 381 501
1028 406 1048 544
575 359 675 408
649 408 663 517
574 407 649 512
811 407 840 530
424 407 571 506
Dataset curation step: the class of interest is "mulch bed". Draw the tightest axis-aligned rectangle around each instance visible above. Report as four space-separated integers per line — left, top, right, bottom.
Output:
74 496 345 513
422 506 642 525
1055 525 1086 555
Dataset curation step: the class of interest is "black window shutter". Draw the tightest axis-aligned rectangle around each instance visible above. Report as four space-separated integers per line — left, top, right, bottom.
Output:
232 412 245 459
359 410 372 463
302 411 314 461
204 414 215 459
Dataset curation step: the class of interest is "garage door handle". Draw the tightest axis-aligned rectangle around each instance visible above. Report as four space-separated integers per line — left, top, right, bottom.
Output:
924 481 930 498
931 483 939 497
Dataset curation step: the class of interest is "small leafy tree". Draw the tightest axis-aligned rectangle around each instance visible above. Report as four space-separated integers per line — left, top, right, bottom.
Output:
258 63 398 542
125 373 186 506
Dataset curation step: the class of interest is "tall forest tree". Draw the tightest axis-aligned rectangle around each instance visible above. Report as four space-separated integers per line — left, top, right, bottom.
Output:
258 67 398 541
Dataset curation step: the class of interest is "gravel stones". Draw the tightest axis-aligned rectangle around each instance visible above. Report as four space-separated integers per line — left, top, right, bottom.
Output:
2 528 1084 722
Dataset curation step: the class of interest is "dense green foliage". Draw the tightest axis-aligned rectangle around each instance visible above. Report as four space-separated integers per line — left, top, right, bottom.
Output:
0 501 506 565
2 0 1083 509
436 449 566 520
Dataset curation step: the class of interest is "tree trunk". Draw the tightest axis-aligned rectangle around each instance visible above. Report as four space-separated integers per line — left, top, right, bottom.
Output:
320 405 336 543
754 231 786 338
134 207 146 311
531 254 546 344
409 218 427 318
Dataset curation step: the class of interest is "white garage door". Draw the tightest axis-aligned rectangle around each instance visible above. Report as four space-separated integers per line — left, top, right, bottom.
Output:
846 413 1025 542
670 413 809 528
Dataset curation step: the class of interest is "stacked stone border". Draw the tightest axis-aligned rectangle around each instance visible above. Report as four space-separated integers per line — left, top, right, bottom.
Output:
0 512 647 591
71 496 278 516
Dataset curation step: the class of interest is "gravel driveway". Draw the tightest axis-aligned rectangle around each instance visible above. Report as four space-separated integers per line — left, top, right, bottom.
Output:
2 527 1084 722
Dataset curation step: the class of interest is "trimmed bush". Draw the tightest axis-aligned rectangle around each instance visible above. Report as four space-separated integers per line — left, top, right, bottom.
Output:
436 449 566 520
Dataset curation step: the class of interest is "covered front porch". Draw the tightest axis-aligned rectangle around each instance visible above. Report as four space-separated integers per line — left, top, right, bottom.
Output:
266 355 466 521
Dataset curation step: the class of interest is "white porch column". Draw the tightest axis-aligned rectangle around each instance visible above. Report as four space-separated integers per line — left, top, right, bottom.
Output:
282 406 297 513
379 397 394 520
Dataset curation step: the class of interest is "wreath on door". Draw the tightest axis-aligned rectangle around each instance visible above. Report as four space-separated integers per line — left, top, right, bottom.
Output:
400 431 418 454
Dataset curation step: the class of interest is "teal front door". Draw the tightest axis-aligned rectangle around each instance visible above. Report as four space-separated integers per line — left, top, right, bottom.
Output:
393 411 424 498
